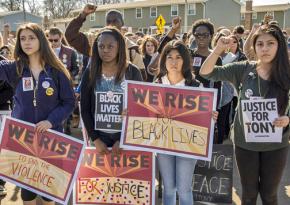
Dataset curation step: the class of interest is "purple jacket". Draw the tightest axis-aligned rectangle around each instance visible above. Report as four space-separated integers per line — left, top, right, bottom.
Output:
0 60 75 132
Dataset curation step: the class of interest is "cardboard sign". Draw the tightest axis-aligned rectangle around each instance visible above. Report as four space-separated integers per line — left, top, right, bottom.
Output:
241 98 282 142
0 117 85 204
74 149 155 205
121 81 217 161
193 144 233 203
95 92 123 131
0 111 11 131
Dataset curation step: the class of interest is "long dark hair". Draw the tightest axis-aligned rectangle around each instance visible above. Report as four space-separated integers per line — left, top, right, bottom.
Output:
14 23 71 81
157 40 195 85
89 27 128 87
253 24 290 115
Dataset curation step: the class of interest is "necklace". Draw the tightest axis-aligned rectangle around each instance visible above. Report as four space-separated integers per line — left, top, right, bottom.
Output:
257 75 269 98
102 73 115 81
102 73 116 98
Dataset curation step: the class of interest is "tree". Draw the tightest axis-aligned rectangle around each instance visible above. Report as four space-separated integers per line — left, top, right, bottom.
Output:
26 0 42 16
43 0 80 19
0 0 21 11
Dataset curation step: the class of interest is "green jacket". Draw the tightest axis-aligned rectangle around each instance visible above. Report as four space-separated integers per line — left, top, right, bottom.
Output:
202 61 290 151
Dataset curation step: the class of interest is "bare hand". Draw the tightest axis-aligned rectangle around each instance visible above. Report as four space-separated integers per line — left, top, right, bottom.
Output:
273 116 289 128
251 23 260 33
35 120 52 133
212 111 219 122
122 108 128 118
111 141 122 155
82 4 97 16
216 37 233 53
93 139 109 155
263 13 273 25
172 16 181 32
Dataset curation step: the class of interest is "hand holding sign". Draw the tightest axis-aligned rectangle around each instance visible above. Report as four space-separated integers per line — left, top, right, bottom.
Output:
35 120 52 133
273 116 290 127
93 138 109 155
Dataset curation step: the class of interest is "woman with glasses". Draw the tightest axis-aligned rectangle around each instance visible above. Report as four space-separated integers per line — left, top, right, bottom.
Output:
0 46 12 60
200 23 290 205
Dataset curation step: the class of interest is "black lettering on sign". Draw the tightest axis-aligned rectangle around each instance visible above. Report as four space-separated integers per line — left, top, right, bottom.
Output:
193 144 233 203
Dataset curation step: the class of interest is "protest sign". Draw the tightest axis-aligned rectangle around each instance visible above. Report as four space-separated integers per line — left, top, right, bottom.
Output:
121 81 217 161
0 110 11 131
0 117 85 204
95 92 123 131
74 149 155 205
241 98 282 142
193 144 233 203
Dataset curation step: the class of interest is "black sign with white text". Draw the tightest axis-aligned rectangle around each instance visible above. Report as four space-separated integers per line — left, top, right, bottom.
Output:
95 92 123 131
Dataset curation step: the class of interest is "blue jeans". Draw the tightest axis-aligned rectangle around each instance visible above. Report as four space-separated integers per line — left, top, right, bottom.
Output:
157 154 197 205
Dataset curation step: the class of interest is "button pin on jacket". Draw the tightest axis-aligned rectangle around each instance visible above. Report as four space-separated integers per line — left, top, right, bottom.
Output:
46 87 54 96
42 81 50 89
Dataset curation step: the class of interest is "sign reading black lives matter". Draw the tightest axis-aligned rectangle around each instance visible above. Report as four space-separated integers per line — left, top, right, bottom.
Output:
193 145 233 203
95 92 123 131
241 98 282 142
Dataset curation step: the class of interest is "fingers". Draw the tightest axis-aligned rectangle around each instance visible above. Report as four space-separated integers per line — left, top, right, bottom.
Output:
273 116 289 127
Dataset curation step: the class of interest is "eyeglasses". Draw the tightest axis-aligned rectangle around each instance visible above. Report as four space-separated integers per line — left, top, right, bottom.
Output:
48 39 59 43
0 51 10 55
194 33 210 39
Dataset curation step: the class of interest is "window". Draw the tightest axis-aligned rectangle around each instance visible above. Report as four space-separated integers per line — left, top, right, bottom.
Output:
252 12 257 19
150 7 157 18
171 5 178 16
90 13 95 21
188 3 196 15
136 8 142 19
241 13 245 20
267 11 274 19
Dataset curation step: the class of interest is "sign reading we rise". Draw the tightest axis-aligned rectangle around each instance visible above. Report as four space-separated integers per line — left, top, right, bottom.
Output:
121 81 217 161
0 117 85 205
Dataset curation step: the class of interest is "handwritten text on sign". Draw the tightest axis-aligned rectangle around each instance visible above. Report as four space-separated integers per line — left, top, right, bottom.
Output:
241 98 282 142
74 149 154 205
193 145 233 203
121 81 217 161
0 117 84 204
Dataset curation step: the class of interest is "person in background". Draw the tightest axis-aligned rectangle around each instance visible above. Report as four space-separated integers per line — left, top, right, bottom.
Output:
48 27 79 135
0 23 75 205
200 23 290 205
80 27 143 155
233 25 245 51
0 46 12 60
0 54 12 197
156 40 218 205
65 4 146 80
141 36 158 82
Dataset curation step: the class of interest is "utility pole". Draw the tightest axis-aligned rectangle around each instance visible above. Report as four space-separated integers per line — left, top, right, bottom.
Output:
22 0 27 22
184 0 188 33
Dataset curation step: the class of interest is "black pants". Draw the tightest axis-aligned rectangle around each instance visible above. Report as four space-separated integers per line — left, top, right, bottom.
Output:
235 146 289 205
98 131 121 147
21 188 52 202
216 101 232 144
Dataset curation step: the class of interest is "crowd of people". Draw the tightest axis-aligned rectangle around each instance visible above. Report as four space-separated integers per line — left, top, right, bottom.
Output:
0 4 289 205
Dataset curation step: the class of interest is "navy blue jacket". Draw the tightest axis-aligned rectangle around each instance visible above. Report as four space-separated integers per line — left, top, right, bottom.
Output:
0 60 75 132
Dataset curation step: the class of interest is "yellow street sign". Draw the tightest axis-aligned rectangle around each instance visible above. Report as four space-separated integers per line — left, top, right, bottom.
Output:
155 14 166 28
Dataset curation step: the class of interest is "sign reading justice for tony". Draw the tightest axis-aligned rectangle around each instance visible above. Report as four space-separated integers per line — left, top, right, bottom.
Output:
241 98 282 142
121 81 217 161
